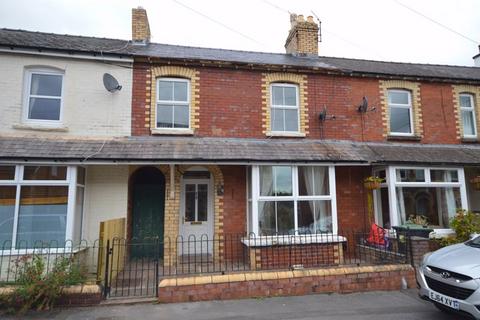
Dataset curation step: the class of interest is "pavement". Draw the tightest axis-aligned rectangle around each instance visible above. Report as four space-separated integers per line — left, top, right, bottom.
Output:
4 289 466 320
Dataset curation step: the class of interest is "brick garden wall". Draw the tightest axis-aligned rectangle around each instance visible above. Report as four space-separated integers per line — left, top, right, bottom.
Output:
158 264 416 303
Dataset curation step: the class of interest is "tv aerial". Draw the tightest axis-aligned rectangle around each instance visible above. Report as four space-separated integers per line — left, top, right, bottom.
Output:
357 96 376 113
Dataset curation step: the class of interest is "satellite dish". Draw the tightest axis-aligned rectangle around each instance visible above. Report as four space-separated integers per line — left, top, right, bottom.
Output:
103 73 122 93
358 96 368 113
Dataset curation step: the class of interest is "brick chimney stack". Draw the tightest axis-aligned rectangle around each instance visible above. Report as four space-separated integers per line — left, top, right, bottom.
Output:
132 7 150 44
285 13 319 56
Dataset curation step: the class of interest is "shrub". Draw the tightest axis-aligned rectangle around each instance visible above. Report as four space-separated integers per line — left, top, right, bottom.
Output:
0 254 86 314
438 210 480 247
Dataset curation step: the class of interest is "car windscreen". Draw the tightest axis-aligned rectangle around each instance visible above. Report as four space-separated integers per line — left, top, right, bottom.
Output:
466 236 480 248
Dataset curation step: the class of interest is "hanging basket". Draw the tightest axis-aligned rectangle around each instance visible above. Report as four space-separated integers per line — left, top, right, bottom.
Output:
471 176 480 191
364 181 381 190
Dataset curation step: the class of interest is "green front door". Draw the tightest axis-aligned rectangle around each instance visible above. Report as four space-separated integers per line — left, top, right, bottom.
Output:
131 167 165 258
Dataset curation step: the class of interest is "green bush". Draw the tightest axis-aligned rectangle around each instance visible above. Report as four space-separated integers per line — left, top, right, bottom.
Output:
438 210 480 247
0 254 86 314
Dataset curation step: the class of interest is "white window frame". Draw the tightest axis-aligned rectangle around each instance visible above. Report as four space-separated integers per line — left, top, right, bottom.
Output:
270 83 300 133
375 166 468 229
459 93 477 138
250 165 337 236
23 68 65 126
0 165 82 254
156 77 191 130
388 89 414 136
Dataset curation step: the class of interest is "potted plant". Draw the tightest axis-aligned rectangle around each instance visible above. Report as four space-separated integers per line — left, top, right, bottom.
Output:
406 214 429 228
364 176 384 190
470 176 480 191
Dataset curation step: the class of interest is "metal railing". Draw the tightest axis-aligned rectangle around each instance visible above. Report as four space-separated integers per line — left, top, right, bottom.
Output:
0 230 410 297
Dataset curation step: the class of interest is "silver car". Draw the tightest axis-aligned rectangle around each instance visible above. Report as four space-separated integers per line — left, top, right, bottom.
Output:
418 235 480 319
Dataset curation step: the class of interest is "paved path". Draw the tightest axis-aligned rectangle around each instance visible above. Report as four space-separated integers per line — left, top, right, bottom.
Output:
9 289 462 320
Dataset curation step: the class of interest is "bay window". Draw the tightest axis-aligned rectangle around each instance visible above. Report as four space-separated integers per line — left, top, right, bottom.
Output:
374 167 467 229
0 165 84 250
249 165 337 236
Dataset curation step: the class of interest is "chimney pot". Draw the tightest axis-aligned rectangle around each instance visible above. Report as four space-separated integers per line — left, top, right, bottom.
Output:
307 16 314 23
132 7 151 44
297 15 305 22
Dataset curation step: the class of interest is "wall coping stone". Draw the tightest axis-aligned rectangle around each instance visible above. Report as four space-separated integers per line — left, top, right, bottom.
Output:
159 264 413 288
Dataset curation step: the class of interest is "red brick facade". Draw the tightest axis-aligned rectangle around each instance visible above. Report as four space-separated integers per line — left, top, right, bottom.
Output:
130 62 473 234
131 62 466 144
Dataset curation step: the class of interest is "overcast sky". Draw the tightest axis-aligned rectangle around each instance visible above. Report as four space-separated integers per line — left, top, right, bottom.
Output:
1 0 479 66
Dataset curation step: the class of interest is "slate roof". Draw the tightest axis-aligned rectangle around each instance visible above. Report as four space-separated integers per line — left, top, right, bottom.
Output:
1 136 479 165
1 28 480 82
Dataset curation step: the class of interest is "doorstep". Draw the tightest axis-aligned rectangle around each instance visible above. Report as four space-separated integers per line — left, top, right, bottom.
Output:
158 264 415 303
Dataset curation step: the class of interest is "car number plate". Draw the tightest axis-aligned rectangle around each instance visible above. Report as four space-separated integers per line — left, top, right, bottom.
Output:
429 290 460 310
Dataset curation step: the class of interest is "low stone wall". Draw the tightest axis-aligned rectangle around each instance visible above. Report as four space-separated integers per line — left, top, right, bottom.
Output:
0 284 102 307
158 264 415 303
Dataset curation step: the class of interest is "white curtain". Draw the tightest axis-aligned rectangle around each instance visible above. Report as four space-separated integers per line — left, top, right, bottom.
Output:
444 187 457 227
396 187 406 225
260 167 274 196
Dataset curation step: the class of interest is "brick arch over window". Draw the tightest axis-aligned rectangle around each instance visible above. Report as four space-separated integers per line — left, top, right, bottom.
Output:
379 80 423 138
452 85 480 140
261 73 309 136
150 66 200 133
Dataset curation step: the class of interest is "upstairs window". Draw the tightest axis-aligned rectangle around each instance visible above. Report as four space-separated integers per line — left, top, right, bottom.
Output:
156 78 190 129
25 69 64 122
270 83 299 132
460 93 477 138
388 90 413 135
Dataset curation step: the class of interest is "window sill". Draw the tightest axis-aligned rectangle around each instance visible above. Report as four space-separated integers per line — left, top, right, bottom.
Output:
266 131 306 138
0 246 87 256
461 137 479 143
151 128 194 136
12 123 69 132
241 234 346 247
387 135 421 142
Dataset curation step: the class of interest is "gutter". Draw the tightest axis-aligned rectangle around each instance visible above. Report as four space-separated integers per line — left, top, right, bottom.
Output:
0 46 133 63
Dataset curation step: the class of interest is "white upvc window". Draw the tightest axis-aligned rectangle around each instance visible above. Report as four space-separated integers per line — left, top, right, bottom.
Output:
373 166 468 229
0 165 85 251
249 165 337 236
388 89 414 136
270 83 300 133
460 93 477 138
24 69 64 124
156 78 190 129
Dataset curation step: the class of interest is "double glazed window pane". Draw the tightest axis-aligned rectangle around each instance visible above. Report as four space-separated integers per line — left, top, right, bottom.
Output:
258 201 294 235
462 110 476 136
158 80 188 102
0 186 16 245
260 166 292 196
388 91 409 104
430 170 458 183
396 169 425 182
184 183 208 223
271 109 298 132
298 166 329 196
0 166 15 180
30 74 62 96
23 166 67 180
297 200 332 233
395 187 461 227
390 107 411 133
28 73 62 121
16 186 68 248
272 86 297 106
157 104 189 128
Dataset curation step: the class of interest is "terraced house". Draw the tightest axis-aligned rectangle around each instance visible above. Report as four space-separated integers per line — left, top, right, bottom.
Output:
0 7 480 301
